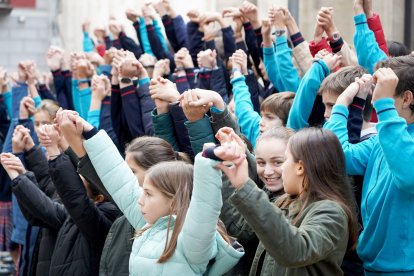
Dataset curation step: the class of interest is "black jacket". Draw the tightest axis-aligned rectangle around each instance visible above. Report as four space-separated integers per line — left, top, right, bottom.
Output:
48 154 119 276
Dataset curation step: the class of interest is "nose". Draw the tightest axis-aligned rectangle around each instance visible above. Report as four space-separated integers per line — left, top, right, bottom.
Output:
259 118 265 127
263 164 274 176
138 194 144 207
324 110 330 121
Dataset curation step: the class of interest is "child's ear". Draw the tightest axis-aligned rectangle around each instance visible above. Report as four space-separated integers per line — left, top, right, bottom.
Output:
94 195 105 204
296 160 305 177
402 90 414 108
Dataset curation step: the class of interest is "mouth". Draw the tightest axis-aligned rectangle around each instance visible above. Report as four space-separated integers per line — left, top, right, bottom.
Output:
264 176 281 184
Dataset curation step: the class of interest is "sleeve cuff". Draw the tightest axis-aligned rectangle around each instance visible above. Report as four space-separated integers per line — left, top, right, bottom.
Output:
138 77 150 86
354 13 368 28
82 127 99 140
331 104 349 121
230 75 245 85
373 98 397 120
263 46 275 55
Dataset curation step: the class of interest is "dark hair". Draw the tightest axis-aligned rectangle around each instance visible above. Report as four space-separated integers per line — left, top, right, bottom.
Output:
279 128 358 249
125 136 191 169
387 40 410 57
375 55 414 112
319 65 367 96
260 92 295 126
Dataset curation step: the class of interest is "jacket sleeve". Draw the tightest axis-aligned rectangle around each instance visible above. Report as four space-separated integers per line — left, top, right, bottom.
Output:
162 15 188 52
222 26 237 60
24 146 55 197
119 32 143 60
52 70 69 110
367 13 389 56
231 75 261 149
178 154 222 272
187 22 204 67
231 179 348 267
110 84 123 143
49 153 119 245
38 84 57 101
175 75 191 93
168 103 194 156
274 35 300 92
185 116 215 155
87 109 100 129
137 78 155 136
147 23 175 71
120 84 144 138
83 32 95 52
291 36 313 77
11 172 66 230
353 13 387 74
309 37 332 57
287 60 330 131
347 97 365 143
63 70 75 110
244 72 261 113
152 109 180 151
243 22 262 77
323 104 375 175
211 68 229 103
83 130 145 228
373 98 414 193
210 106 242 137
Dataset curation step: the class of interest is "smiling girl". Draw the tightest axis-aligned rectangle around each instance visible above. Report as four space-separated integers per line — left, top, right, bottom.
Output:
213 127 358 275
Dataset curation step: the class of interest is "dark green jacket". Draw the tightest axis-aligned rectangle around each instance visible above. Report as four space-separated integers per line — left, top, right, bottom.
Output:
231 179 349 276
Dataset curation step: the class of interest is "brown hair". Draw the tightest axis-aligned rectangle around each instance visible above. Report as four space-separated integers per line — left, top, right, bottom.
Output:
279 128 358 249
260 92 295 126
319 65 367 96
139 160 233 263
125 136 191 169
35 99 60 119
144 161 194 263
375 55 414 112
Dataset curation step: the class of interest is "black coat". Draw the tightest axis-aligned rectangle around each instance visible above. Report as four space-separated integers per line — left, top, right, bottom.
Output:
48 153 119 276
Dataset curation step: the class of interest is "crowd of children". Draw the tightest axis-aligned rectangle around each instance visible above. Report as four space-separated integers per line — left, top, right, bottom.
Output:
0 0 413 275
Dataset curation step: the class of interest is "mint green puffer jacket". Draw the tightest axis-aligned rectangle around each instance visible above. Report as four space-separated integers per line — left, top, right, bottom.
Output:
84 130 244 276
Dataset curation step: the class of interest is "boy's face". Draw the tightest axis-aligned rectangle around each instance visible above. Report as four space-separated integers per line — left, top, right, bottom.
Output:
259 111 283 134
322 91 339 121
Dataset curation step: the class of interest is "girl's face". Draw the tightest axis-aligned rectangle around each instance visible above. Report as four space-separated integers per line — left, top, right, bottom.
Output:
281 146 304 196
34 111 53 136
256 138 286 192
138 178 173 225
125 153 146 187
259 112 283 135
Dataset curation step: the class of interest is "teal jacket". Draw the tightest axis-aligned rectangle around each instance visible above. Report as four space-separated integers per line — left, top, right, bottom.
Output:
287 60 330 131
353 13 387 74
324 99 414 274
83 130 243 275
263 35 300 92
71 79 91 119
231 75 260 149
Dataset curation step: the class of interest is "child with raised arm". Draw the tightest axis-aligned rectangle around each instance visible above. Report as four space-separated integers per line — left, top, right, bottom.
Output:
324 55 414 274
208 127 358 275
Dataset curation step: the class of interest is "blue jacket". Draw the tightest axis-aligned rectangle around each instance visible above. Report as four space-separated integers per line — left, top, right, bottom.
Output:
231 75 260 149
353 14 387 74
324 99 414 273
263 35 300 92
83 130 243 275
287 60 329 131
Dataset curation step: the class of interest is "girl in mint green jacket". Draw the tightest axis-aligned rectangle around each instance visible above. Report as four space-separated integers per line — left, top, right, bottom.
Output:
82 128 243 275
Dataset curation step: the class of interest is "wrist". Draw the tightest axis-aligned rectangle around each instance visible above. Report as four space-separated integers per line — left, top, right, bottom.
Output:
46 146 60 158
250 20 261 30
